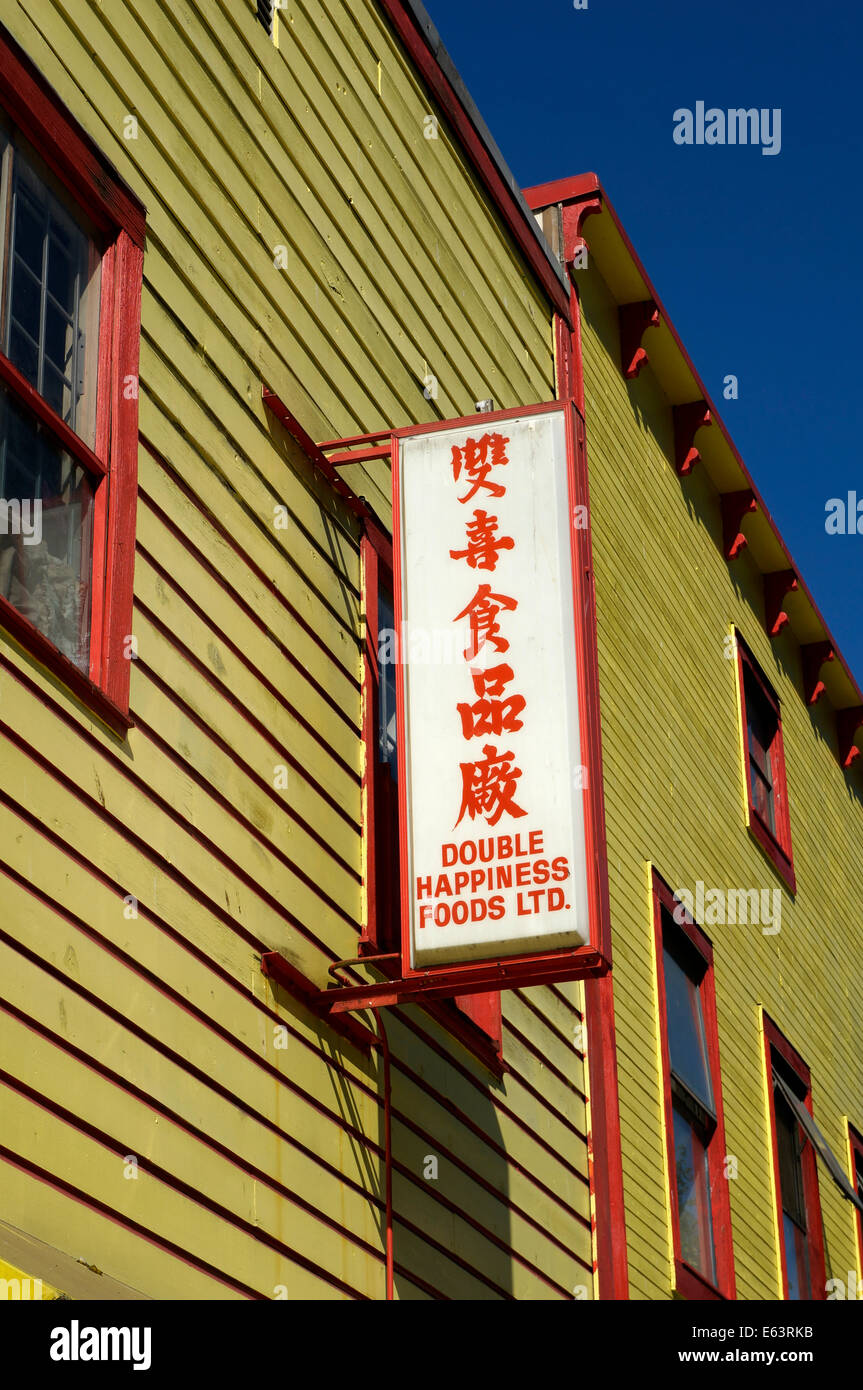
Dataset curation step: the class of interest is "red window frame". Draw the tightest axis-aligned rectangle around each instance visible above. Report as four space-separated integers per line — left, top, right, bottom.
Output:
360 520 503 1066
651 869 736 1300
0 26 145 734
735 631 795 892
848 1123 863 1272
762 1014 827 1300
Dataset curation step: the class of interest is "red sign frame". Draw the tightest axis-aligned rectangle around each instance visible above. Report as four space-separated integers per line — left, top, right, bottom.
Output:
382 398 611 1002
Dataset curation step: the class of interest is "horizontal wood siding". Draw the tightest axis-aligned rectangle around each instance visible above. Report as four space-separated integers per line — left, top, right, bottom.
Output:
0 0 596 1300
580 257 863 1300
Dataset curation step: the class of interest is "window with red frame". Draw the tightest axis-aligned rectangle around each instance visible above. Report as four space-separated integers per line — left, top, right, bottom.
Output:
735 632 795 891
0 29 144 730
360 522 502 1056
762 1015 826 1300
652 871 735 1299
848 1124 863 1270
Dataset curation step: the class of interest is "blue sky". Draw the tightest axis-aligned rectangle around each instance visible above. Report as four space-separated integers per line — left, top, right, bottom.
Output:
427 0 863 684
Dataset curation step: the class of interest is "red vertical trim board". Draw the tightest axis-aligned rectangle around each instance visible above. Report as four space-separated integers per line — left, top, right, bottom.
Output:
761 1012 827 1300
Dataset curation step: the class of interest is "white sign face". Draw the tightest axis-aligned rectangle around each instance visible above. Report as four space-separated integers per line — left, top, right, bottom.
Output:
395 407 591 969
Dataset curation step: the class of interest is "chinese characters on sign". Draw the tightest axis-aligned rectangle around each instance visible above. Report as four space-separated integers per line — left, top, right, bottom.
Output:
449 434 527 823
395 408 591 968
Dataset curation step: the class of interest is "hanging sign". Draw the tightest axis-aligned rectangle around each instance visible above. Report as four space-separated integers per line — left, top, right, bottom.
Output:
392 402 594 973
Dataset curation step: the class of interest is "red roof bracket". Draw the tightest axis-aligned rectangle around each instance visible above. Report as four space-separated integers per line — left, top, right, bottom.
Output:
801 641 836 706
561 194 603 265
673 401 712 476
618 300 660 380
764 569 800 638
837 706 863 770
721 489 757 560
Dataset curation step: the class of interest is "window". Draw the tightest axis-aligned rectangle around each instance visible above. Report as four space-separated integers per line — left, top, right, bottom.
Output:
0 28 144 731
762 1015 826 1300
256 1 275 37
652 870 735 1299
361 522 503 1062
735 632 795 891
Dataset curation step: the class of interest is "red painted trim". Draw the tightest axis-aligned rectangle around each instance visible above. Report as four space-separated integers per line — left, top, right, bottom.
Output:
262 386 375 524
618 300 661 380
0 352 107 477
583 971 629 1299
762 1013 828 1300
393 397 564 440
848 1123 863 1271
100 233 143 710
375 2 571 323
524 173 601 210
568 177 863 722
801 640 835 707
837 706 863 771
359 521 505 1065
673 401 712 477
0 598 132 734
550 247 624 1297
652 870 736 1300
764 569 799 639
360 530 383 956
390 400 610 992
0 24 146 247
0 41 143 728
721 489 757 560
736 632 796 893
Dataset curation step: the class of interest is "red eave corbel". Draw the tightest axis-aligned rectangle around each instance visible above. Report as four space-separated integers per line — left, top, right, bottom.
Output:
837 706 863 770
801 641 836 706
721 489 757 560
764 570 799 638
618 300 660 380
561 194 603 267
673 401 712 476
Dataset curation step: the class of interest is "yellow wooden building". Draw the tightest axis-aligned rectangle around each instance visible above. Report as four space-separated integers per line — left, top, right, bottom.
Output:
0 0 861 1304
0 0 594 1301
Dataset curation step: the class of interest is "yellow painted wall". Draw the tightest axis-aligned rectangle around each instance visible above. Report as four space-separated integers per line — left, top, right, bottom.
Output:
579 257 863 1299
0 0 593 1299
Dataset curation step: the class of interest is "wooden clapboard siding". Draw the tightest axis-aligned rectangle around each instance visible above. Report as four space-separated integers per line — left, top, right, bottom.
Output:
0 0 597 1302
580 253 863 1300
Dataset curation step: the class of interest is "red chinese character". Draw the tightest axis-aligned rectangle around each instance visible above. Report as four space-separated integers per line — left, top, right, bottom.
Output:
454 584 518 660
455 743 527 827
457 694 526 739
449 509 514 572
469 662 514 698
451 432 510 503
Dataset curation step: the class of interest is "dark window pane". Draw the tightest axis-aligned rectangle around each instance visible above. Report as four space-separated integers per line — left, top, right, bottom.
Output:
11 190 44 276
2 143 100 446
750 760 776 833
377 584 398 781
663 946 714 1109
0 380 94 671
673 1102 717 1284
44 299 74 378
783 1212 812 1300
9 256 41 344
774 1086 807 1228
7 321 39 389
42 360 72 422
47 238 75 313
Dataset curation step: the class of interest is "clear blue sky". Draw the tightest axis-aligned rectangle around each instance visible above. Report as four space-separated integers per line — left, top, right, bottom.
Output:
427 0 863 685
